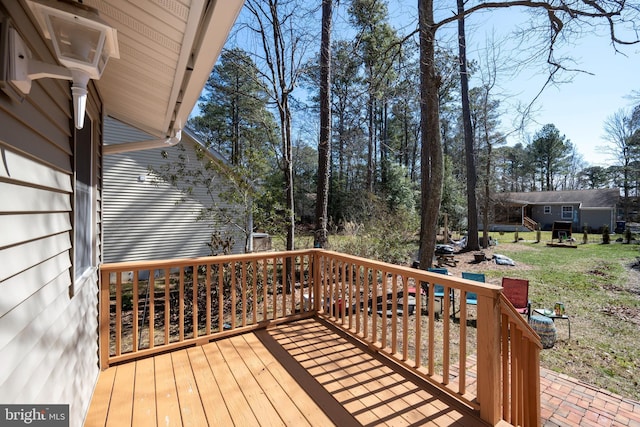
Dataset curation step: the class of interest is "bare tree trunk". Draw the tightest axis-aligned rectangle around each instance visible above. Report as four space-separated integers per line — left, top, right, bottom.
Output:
483 142 492 248
458 0 479 251
418 0 443 270
315 0 332 249
367 93 374 192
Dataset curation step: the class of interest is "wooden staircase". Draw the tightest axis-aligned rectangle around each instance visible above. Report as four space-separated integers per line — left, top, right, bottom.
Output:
523 216 537 231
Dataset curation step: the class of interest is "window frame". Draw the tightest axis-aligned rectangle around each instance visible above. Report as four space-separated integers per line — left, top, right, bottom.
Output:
561 205 573 220
73 115 95 292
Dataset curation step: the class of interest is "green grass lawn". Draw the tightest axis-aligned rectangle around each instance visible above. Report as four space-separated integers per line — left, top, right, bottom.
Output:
481 239 640 401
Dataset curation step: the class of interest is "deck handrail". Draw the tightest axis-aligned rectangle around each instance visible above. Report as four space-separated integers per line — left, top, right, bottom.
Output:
99 250 317 366
98 249 542 426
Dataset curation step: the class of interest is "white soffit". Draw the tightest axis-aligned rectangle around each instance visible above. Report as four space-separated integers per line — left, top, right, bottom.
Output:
83 0 244 138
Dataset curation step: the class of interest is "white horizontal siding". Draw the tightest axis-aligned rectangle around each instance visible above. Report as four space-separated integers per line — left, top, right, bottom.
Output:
0 212 72 248
0 273 98 427
0 232 71 282
103 123 246 263
0 182 71 212
0 3 101 424
0 148 72 191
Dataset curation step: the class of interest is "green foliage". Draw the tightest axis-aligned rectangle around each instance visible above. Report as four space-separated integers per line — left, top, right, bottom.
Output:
331 206 419 265
603 224 611 244
381 161 417 213
530 123 573 191
441 156 467 230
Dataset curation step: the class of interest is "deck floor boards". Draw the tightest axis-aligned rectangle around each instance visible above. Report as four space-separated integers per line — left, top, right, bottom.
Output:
86 318 487 426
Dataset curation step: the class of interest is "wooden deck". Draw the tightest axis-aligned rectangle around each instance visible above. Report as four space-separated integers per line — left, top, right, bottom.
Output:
86 318 488 426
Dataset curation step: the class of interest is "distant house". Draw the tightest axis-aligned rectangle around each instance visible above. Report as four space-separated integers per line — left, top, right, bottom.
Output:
103 119 249 262
494 189 620 232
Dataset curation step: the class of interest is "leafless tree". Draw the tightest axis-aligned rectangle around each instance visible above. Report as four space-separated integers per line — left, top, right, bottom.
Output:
418 0 640 269
243 0 315 253
603 108 640 220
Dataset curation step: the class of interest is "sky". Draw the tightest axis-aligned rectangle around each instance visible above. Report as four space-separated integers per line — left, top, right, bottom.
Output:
357 2 640 167
215 2 640 168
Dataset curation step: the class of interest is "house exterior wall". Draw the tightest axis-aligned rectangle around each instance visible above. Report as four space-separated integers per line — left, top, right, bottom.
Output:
103 122 246 263
0 3 101 426
581 209 614 232
530 203 581 231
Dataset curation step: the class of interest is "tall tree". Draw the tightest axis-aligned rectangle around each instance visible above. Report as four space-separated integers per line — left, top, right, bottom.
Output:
530 124 571 190
603 108 640 220
190 48 274 171
349 0 398 191
418 0 443 269
457 0 479 251
184 48 277 252
243 0 311 252
470 86 505 248
315 0 332 248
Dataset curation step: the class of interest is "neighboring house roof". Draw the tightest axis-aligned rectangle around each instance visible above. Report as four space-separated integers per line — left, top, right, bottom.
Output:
84 0 244 138
104 117 229 166
500 189 620 208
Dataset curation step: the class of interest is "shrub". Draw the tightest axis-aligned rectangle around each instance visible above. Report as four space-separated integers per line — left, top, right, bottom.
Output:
602 224 610 244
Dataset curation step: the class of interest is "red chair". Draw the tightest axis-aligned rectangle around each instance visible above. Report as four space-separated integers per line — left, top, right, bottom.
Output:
502 277 531 319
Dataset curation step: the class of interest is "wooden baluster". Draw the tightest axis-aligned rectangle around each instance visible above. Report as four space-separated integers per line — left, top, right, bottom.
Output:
443 284 450 385
205 264 211 336
391 273 397 355
459 292 467 394
402 275 408 361
193 264 198 339
355 265 361 335
371 269 378 344
252 259 258 324
262 259 268 321
218 264 224 332
164 268 170 345
241 261 247 327
115 273 122 356
179 267 185 341
231 261 237 329
132 270 139 352
99 270 110 368
415 274 421 369
148 270 155 350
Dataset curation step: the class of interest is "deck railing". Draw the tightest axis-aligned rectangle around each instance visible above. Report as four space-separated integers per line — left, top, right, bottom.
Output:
523 216 538 231
99 249 541 426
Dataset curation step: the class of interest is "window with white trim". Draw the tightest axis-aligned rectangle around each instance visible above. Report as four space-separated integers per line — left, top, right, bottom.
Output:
561 206 573 220
544 206 551 214
74 117 94 284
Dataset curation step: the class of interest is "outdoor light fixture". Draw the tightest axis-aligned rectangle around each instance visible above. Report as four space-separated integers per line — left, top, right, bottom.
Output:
2 0 118 129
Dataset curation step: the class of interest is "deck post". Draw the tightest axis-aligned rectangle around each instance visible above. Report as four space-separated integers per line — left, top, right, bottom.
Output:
99 268 110 369
476 291 502 425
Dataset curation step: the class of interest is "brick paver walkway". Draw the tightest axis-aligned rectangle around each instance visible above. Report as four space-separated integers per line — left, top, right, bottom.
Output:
540 368 640 426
